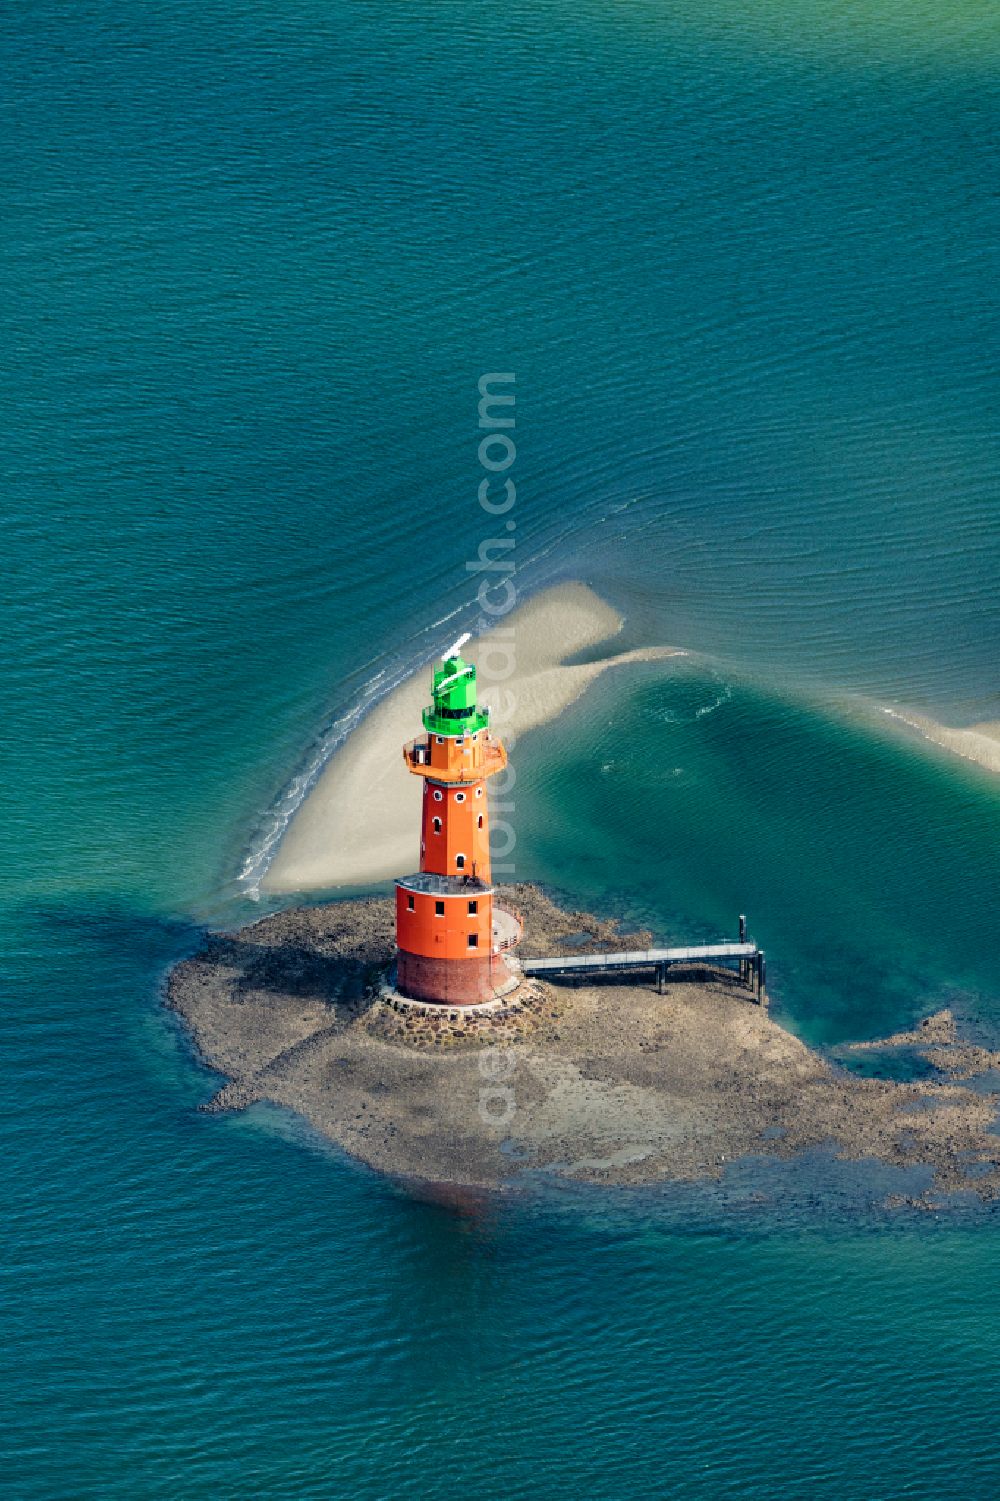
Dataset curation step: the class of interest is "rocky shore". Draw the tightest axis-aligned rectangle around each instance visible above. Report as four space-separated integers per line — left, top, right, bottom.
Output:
167 885 1000 1200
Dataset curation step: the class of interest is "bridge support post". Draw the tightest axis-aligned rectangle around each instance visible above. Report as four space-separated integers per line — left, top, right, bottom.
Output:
739 915 747 983
759 951 767 1008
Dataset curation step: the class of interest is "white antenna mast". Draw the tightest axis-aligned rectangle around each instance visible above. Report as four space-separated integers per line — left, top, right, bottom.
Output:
441 631 471 660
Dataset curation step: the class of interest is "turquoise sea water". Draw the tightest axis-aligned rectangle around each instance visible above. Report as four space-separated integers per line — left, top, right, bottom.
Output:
4 1 1000 1495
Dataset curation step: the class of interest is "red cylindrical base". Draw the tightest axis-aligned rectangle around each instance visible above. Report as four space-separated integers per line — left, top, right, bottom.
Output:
397 949 505 1006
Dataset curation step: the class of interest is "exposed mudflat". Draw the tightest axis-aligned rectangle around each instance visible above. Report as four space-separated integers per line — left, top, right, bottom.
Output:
167 886 1000 1201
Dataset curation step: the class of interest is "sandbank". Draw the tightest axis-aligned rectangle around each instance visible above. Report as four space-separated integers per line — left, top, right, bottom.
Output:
879 707 1000 777
262 583 684 893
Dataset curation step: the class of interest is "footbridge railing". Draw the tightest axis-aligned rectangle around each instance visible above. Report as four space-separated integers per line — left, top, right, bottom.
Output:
519 917 767 1003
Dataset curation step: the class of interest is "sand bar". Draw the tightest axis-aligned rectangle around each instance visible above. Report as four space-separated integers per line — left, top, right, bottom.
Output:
261 581 998 896
879 707 1000 777
262 583 684 893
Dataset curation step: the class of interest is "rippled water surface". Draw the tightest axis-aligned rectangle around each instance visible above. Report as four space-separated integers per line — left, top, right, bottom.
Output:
4 1 1000 1495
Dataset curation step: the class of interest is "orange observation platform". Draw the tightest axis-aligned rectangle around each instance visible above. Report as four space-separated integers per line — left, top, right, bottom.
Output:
394 643 522 1005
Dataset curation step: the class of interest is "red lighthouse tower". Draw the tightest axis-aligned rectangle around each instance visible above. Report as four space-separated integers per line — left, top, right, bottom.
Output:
394 644 521 1005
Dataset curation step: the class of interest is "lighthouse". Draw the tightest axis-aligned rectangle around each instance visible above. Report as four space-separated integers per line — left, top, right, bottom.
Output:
394 645 521 1005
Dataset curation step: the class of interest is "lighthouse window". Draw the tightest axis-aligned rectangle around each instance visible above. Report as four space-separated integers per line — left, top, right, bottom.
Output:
456 737 464 747
435 901 444 917
407 894 414 912
455 792 466 803
433 817 441 834
475 788 483 798
433 789 443 801
456 854 466 870
467 934 478 949
435 736 444 744
468 900 478 915
478 815 483 829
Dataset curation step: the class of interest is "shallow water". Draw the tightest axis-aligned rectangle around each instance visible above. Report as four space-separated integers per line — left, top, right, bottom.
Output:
4 0 1000 1494
518 661 1000 1048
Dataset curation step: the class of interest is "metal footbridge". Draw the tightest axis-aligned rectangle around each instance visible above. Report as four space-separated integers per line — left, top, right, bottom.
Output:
520 917 767 1002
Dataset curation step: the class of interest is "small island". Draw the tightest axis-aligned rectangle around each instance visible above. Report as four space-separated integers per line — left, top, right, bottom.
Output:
168 881 1000 1202
170 606 1000 1207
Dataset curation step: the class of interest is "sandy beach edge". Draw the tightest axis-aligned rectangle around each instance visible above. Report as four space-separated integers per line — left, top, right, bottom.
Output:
261 582 685 894
876 706 1000 776
255 580 996 897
